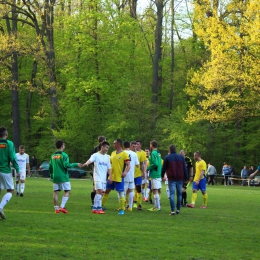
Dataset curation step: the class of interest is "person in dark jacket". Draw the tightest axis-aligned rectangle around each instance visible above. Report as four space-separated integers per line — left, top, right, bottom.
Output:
162 145 188 216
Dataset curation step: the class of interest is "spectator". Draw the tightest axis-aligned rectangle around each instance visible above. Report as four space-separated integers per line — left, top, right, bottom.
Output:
222 162 231 186
30 155 38 178
248 166 255 186
229 165 235 185
241 166 248 186
206 163 217 185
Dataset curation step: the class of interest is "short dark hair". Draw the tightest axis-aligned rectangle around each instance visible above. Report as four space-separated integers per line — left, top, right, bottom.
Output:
124 141 130 149
0 127 7 138
150 140 158 148
56 140 64 149
169 145 176 153
136 140 142 144
195 151 201 157
130 141 137 146
98 136 106 143
19 145 25 149
101 141 110 147
115 139 122 147
145 147 150 151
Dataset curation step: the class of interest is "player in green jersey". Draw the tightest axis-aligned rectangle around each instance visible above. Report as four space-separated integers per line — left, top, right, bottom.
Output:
0 127 20 219
49 140 82 214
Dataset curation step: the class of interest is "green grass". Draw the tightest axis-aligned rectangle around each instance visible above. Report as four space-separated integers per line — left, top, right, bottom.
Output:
0 178 259 260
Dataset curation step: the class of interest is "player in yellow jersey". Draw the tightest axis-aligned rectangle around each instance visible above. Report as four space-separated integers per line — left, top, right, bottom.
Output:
187 151 208 209
133 140 147 210
102 139 130 215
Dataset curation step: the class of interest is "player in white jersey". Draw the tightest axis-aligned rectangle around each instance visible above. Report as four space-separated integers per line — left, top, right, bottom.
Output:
124 141 139 211
83 141 112 214
16 145 30 197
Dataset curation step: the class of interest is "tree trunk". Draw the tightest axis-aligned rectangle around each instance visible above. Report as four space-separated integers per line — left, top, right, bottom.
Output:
169 0 174 112
45 0 58 129
9 1 20 149
151 0 164 125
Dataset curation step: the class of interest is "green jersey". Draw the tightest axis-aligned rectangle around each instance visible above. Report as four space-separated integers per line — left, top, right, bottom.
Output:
147 149 162 179
49 151 78 183
0 138 19 173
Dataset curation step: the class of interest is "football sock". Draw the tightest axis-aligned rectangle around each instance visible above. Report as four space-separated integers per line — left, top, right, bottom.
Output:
16 183 19 193
125 193 129 205
102 193 109 207
134 190 137 203
149 190 153 201
154 194 160 209
141 188 144 198
191 193 197 205
91 191 96 205
145 188 150 199
129 191 134 209
54 206 59 210
20 183 25 194
166 187 170 198
120 197 125 210
137 192 142 206
0 192 12 209
60 196 69 208
95 194 102 209
182 191 187 203
203 193 208 206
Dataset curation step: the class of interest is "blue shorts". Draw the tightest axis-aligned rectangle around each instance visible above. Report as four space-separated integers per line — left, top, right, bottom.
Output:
192 178 206 192
106 179 124 192
134 176 142 186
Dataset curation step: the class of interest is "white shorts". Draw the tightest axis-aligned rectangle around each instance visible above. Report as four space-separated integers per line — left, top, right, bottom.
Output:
53 182 71 191
94 181 106 191
0 172 14 190
16 171 26 181
124 181 135 190
151 178 162 190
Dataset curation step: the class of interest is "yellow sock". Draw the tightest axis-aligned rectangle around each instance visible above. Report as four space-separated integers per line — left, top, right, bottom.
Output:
149 190 153 200
137 192 142 205
191 193 197 205
126 194 129 205
134 190 137 202
102 193 109 207
203 193 208 206
120 197 125 210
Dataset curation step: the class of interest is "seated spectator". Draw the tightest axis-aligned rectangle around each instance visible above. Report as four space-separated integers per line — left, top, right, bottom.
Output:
241 166 248 186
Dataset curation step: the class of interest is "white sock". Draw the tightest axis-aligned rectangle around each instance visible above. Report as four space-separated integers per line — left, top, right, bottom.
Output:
141 189 144 197
96 194 102 209
166 187 170 198
129 191 134 209
145 188 150 199
60 196 69 208
154 194 160 209
16 183 19 192
93 194 98 208
20 183 25 194
54 206 59 210
0 192 12 210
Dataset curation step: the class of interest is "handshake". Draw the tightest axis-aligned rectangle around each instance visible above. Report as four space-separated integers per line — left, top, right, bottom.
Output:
78 163 87 168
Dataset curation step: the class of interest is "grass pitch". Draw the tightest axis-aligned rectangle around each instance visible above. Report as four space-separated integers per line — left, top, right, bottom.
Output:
0 178 259 260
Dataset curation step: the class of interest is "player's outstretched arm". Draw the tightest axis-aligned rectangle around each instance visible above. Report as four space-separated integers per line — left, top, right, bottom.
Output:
249 169 259 179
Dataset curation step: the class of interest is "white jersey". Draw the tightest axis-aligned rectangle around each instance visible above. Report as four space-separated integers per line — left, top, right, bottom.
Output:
16 153 29 173
124 150 139 182
89 152 111 183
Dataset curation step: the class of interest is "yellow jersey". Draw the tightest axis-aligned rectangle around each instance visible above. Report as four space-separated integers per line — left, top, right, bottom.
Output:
135 150 147 178
110 150 130 182
194 159 207 182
